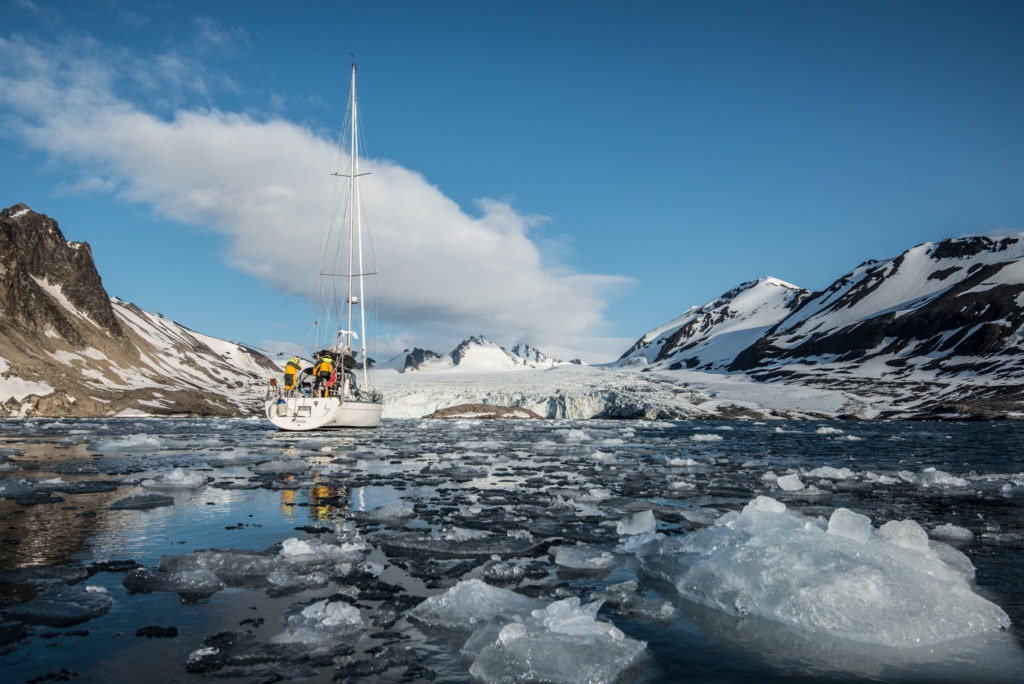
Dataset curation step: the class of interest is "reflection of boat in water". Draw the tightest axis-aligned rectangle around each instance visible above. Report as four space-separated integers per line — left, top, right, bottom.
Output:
265 63 383 431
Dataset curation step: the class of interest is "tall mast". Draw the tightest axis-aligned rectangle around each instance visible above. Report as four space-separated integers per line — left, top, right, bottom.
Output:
345 63 358 349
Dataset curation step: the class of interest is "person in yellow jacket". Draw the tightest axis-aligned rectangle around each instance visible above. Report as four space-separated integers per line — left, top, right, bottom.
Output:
312 354 334 397
283 356 302 394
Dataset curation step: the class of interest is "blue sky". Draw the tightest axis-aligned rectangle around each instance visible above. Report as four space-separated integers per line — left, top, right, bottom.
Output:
2 1 1022 363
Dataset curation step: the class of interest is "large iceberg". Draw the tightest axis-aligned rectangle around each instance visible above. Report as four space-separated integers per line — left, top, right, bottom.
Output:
638 496 1010 647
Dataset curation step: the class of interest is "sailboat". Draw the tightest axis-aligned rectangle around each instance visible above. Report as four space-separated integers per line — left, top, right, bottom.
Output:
264 63 384 430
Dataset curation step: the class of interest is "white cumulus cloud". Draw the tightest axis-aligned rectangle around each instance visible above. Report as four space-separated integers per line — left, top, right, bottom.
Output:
0 33 632 361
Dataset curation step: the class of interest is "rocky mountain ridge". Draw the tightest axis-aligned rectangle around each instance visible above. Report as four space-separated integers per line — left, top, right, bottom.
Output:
386 335 578 373
619 234 1024 419
0 204 278 417
3 202 1022 420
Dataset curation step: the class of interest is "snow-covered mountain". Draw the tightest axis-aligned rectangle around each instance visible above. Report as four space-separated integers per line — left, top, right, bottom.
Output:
387 336 573 373
4 203 1022 421
617 277 810 370
0 204 278 417
732 236 1024 380
616 235 1024 419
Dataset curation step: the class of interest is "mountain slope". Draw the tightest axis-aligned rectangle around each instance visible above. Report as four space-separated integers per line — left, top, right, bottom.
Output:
617 277 810 371
0 204 278 417
731 236 1024 380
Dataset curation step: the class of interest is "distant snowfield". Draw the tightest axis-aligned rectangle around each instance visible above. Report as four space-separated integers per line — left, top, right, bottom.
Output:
374 364 860 421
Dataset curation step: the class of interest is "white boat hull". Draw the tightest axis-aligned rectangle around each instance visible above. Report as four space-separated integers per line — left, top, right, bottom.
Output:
264 395 383 430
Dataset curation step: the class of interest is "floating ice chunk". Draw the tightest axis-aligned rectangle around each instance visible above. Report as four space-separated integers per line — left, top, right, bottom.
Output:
466 596 646 684
815 426 843 435
6 584 112 626
253 459 309 475
141 467 209 489
90 433 163 451
807 466 855 480
931 523 974 541
864 471 898 485
559 428 591 443
743 495 787 515
776 473 805 491
617 510 656 536
639 495 1010 647
691 433 722 442
553 545 616 572
921 467 969 488
878 519 930 554
828 508 873 543
593 580 675 622
408 578 542 629
667 457 700 466
109 493 174 509
361 500 415 521
124 564 226 599
0 477 36 498
279 537 366 564
270 598 363 648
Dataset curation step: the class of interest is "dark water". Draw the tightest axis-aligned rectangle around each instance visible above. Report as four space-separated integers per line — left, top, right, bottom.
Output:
0 417 1022 683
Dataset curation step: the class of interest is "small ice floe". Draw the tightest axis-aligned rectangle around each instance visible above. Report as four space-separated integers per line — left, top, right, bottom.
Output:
109 493 174 510
636 495 1010 647
270 598 364 651
141 467 210 489
776 473 805 491
558 428 591 443
815 426 844 435
552 544 616 572
667 456 701 466
5 584 112 627
278 537 367 565
0 476 36 499
356 500 415 522
897 468 971 487
90 433 163 452
931 523 975 541
592 580 675 623
617 510 657 536
806 466 856 480
253 459 309 475
409 578 542 629
691 433 723 442
462 596 647 684
864 471 899 485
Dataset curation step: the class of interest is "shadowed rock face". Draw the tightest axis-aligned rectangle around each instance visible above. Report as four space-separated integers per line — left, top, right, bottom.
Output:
0 204 278 418
729 237 1024 377
0 204 126 346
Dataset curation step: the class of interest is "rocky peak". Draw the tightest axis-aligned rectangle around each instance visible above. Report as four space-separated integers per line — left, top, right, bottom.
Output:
0 204 126 344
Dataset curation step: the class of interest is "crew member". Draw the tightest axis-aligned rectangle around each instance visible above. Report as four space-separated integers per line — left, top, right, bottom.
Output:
283 356 302 394
312 354 334 397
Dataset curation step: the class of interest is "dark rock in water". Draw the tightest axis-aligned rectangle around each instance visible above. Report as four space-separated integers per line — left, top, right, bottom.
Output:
86 559 142 576
109 493 174 510
4 584 112 627
423 403 544 419
135 625 178 638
